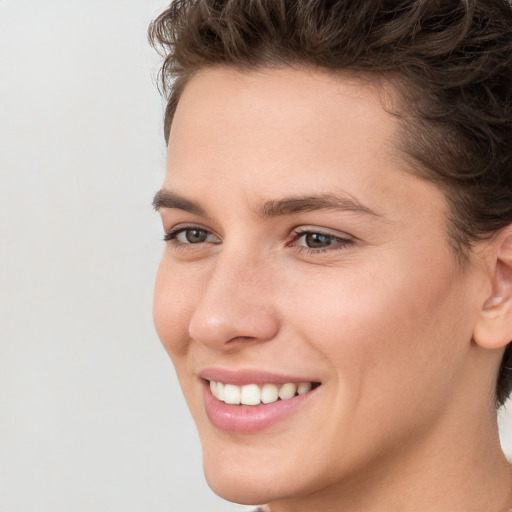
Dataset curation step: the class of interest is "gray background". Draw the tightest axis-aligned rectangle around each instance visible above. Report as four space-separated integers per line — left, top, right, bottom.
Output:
1 1 511 511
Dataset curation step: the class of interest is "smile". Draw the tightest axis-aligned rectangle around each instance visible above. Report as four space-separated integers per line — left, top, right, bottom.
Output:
209 380 315 406
202 374 322 433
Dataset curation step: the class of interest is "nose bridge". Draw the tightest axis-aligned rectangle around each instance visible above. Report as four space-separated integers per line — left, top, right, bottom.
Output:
188 246 279 348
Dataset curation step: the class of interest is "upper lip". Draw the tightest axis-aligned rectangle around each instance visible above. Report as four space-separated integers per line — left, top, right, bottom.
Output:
198 367 321 386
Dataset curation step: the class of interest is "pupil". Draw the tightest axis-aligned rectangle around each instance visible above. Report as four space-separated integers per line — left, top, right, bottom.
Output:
186 229 207 243
305 233 333 248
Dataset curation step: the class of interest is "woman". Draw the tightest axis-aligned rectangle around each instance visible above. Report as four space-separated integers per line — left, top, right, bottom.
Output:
150 1 512 510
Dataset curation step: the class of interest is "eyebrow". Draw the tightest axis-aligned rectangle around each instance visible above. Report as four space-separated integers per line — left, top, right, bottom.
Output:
153 189 206 215
257 193 379 218
153 189 380 219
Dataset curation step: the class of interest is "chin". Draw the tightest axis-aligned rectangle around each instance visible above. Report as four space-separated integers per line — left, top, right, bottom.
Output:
205 474 271 506
201 443 304 506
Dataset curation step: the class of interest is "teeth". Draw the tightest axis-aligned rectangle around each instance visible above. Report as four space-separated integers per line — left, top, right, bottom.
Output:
223 384 241 405
240 384 261 406
217 381 224 401
297 382 312 395
209 380 315 406
278 383 297 400
261 383 279 404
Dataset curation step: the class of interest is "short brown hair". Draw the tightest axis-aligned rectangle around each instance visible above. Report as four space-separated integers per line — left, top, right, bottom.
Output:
148 0 512 405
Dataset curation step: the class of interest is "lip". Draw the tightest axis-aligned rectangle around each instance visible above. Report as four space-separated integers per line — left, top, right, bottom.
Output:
199 368 319 386
199 368 321 433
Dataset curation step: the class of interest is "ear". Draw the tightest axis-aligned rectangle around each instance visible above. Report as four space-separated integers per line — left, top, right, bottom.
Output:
473 226 512 349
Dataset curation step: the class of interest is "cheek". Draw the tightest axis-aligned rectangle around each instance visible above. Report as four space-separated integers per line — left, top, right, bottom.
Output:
153 258 195 361
284 253 473 407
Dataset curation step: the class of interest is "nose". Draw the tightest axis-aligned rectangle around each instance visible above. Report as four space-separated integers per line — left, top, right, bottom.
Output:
188 251 280 349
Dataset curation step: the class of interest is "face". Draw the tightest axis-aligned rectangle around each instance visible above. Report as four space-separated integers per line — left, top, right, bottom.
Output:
153 67 488 506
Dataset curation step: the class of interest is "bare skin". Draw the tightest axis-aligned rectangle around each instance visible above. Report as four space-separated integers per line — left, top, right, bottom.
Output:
154 66 512 511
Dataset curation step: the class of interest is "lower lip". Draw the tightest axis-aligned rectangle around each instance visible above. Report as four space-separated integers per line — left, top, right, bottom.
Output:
202 381 319 433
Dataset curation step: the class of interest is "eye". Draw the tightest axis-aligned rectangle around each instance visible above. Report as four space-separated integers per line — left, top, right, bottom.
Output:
299 232 340 248
291 228 354 252
176 228 210 244
164 226 219 245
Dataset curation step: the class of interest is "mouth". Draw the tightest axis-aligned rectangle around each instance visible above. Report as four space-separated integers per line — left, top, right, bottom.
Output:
208 380 321 406
199 371 322 433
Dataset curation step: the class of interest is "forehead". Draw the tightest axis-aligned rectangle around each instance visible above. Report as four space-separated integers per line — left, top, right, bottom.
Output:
170 66 397 151
165 67 437 224
168 67 407 191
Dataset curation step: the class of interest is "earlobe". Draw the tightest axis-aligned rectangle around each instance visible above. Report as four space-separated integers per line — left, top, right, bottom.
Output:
473 228 512 350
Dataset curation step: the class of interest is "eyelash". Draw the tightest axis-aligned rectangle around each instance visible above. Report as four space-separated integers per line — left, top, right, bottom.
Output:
163 225 354 254
163 225 220 247
290 228 354 254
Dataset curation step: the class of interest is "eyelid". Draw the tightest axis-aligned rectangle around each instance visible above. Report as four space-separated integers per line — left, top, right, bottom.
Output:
289 226 356 252
291 226 355 241
163 223 221 244
162 222 355 255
